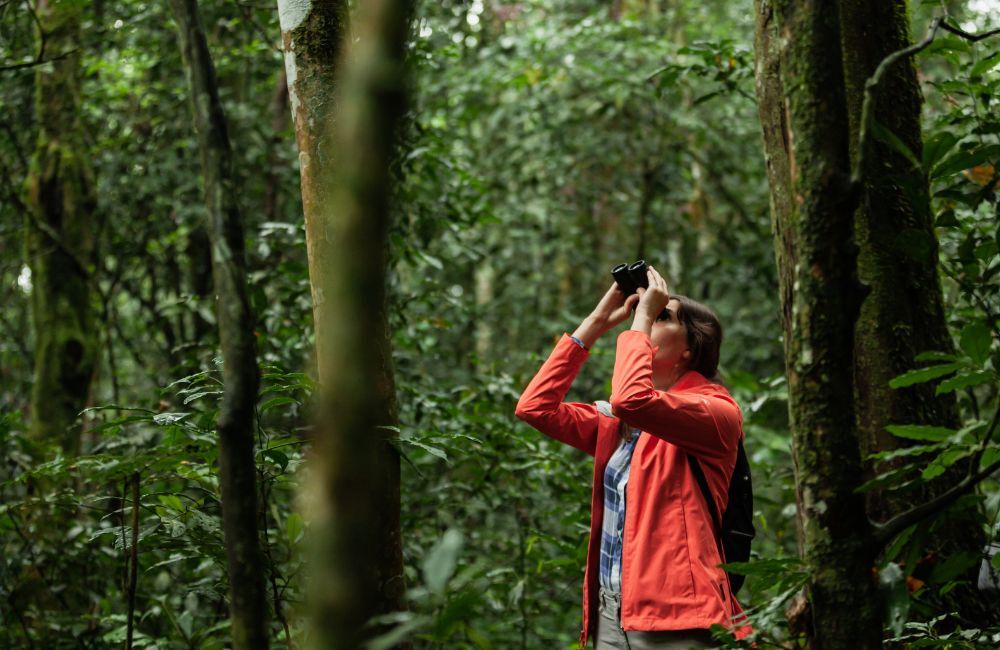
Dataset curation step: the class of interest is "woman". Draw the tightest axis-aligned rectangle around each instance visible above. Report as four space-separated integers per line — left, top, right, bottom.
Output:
514 266 750 649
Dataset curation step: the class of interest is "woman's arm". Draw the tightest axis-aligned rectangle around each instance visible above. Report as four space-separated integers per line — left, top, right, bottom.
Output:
610 329 742 460
514 331 602 455
515 284 640 456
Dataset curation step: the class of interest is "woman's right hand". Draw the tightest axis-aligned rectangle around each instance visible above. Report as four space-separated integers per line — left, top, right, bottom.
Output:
589 282 641 333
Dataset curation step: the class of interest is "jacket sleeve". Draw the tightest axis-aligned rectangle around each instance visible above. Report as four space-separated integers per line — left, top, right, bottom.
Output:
514 333 600 456
609 329 741 460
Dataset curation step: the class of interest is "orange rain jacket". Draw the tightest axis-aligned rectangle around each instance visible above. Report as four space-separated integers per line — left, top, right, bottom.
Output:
514 330 752 648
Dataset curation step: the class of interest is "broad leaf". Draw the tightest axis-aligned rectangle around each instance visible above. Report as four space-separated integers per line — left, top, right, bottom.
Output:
888 363 961 388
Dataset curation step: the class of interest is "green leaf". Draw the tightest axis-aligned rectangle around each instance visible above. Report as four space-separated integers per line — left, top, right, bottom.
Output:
959 321 992 366
888 363 961 388
183 390 222 404
285 512 303 544
927 552 980 584
935 370 996 395
885 425 956 442
401 438 449 462
720 557 804 577
922 132 958 171
153 412 191 426
260 396 298 413
932 145 1000 180
922 449 970 480
970 51 1000 78
872 121 920 171
913 351 957 363
263 448 289 471
981 446 1000 469
158 495 184 512
934 209 959 228
885 524 917 562
868 442 946 461
922 461 947 480
422 528 463 593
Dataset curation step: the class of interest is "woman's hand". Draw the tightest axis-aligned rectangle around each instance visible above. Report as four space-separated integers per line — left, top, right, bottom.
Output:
571 283 640 349
591 282 641 330
632 266 670 332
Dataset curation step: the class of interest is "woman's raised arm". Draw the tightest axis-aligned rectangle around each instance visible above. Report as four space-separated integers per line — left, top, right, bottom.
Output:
515 284 639 455
514 332 602 455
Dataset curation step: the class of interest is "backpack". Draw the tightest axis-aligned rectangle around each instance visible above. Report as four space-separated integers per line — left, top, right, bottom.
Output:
687 440 755 595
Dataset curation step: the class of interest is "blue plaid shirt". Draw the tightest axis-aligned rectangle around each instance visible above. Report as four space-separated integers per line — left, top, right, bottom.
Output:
599 426 640 593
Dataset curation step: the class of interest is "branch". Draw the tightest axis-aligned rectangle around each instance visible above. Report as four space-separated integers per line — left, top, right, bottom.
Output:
853 17 1000 188
873 405 1000 546
939 21 1000 42
0 49 76 72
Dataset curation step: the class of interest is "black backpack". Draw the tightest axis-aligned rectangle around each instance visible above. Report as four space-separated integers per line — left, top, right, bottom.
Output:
687 439 755 594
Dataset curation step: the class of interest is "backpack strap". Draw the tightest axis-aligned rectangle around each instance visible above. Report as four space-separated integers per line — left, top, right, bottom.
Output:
688 452 737 613
687 453 723 544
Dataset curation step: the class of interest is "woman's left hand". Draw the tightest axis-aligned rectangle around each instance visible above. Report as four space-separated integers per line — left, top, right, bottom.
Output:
634 266 670 324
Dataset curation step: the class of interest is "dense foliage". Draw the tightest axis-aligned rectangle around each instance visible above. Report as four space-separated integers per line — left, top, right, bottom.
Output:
1 0 997 648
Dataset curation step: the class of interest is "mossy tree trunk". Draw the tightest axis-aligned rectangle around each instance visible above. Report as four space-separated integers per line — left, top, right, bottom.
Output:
837 2 987 594
279 0 413 646
24 0 98 456
753 1 881 647
169 0 269 647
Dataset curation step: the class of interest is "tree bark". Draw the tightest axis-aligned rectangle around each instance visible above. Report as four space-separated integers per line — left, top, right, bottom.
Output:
753 1 881 647
24 0 98 456
278 0 412 645
838 0 989 622
169 1 269 648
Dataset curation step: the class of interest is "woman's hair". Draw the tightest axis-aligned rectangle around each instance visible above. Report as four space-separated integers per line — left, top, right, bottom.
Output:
671 294 723 384
616 295 724 441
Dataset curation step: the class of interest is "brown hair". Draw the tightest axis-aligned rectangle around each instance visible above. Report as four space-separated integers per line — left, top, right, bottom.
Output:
671 294 723 384
616 295 724 441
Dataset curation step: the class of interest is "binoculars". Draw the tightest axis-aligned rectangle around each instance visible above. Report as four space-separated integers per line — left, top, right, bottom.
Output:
611 259 651 296
611 259 668 320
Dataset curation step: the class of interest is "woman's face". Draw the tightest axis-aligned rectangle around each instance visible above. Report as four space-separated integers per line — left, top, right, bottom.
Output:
650 298 691 370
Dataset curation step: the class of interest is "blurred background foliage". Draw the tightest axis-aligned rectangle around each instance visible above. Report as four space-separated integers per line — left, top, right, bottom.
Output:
0 0 997 647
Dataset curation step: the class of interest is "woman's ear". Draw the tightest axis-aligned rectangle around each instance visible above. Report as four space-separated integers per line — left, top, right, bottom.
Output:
682 348 692 360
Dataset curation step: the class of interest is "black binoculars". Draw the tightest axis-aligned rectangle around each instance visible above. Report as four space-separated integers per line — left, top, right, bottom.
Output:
611 259 668 320
611 259 651 296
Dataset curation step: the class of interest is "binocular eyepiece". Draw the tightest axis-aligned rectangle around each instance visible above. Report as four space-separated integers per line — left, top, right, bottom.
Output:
611 259 650 296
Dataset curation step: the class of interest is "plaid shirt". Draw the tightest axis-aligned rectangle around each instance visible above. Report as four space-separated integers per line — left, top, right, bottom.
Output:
599 426 640 593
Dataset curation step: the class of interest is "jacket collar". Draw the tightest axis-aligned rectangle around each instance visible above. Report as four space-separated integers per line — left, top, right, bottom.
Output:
669 369 709 392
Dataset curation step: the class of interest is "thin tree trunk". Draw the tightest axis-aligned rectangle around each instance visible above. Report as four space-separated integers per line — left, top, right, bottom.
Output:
279 0 413 645
24 0 98 456
169 1 269 648
275 0 349 361
753 1 881 647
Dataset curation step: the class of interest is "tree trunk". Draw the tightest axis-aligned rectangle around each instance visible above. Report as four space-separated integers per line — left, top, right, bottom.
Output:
838 0 989 621
24 0 98 456
753 1 881 647
169 1 269 648
276 0 411 646
275 0 348 361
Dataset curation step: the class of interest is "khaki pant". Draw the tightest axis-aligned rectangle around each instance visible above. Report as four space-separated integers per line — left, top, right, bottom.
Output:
595 589 716 650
